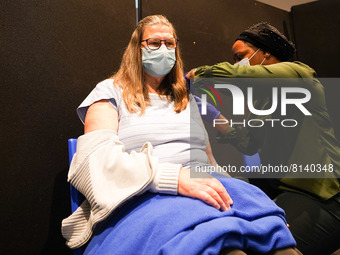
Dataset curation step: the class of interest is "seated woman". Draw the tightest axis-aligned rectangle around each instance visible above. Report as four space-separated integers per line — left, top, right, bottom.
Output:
62 15 300 255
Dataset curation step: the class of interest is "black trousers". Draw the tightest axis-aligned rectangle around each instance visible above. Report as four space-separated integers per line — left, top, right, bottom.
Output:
249 180 340 255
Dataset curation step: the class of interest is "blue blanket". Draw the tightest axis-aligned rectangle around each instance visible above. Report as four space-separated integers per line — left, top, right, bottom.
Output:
84 178 296 255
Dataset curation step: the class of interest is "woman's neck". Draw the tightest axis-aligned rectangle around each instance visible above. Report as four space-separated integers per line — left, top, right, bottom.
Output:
144 72 165 94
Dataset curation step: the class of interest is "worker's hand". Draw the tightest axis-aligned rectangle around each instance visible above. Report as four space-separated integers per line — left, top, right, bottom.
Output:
186 69 196 79
184 69 196 93
184 72 191 90
193 95 221 124
178 168 233 211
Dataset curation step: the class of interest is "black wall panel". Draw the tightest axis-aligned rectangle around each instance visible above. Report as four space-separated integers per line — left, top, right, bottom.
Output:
291 0 340 77
0 1 135 254
292 0 340 138
142 0 291 169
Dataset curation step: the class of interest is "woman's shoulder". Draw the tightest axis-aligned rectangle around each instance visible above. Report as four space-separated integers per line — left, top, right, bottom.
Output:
77 79 123 124
95 78 123 95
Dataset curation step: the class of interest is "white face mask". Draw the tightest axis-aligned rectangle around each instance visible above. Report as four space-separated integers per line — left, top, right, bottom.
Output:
142 44 176 77
234 48 265 66
235 57 251 66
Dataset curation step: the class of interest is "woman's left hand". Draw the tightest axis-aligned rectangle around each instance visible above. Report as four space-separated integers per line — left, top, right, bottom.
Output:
178 168 233 211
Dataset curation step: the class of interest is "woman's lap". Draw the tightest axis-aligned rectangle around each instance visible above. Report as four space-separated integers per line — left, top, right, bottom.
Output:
84 178 296 255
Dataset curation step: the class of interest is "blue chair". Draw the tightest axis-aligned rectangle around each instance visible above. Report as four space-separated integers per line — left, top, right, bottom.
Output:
68 138 85 255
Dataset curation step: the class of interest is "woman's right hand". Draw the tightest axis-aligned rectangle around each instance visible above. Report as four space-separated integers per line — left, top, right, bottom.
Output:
178 168 233 211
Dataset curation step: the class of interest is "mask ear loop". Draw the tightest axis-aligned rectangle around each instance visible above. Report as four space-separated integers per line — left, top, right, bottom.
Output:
248 48 260 61
260 52 270 65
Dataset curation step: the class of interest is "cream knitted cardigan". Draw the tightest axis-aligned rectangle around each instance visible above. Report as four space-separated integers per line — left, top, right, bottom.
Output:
61 129 181 249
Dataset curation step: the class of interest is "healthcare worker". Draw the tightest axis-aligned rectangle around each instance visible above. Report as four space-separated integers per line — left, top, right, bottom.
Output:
188 22 340 255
